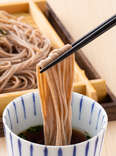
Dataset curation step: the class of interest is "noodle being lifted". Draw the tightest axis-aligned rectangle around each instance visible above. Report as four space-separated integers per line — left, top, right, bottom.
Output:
37 46 74 146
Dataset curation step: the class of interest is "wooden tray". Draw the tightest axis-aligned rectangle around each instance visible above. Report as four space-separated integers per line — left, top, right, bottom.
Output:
0 0 103 115
0 0 116 136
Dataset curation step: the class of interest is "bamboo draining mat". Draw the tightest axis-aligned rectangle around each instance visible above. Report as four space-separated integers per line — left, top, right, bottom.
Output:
0 0 115 135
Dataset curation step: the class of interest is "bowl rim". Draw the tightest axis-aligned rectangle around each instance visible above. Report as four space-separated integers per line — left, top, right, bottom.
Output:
3 91 108 148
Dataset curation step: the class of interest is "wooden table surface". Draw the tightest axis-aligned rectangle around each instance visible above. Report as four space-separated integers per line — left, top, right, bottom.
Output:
0 121 116 156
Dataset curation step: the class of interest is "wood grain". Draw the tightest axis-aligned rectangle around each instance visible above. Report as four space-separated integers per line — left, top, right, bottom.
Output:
0 0 28 13
0 121 116 156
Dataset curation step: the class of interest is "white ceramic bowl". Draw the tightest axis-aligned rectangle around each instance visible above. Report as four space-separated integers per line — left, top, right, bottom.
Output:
3 92 108 156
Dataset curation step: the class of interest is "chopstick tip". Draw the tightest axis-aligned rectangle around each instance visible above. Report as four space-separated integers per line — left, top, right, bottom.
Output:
40 68 44 73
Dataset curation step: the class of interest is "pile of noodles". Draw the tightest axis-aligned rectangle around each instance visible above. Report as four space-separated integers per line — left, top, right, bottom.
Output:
0 11 51 93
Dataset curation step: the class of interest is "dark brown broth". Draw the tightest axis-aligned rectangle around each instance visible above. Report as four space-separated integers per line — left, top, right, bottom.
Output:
19 125 91 145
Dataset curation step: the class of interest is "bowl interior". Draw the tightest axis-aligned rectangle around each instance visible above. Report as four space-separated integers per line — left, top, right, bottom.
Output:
3 92 108 138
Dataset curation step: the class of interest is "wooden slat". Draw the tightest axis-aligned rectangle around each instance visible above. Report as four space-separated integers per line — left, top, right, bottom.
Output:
0 1 29 13
0 89 38 116
29 0 64 48
90 79 106 101
73 79 107 101
74 64 97 100
35 0 47 13
73 82 86 95
0 0 46 13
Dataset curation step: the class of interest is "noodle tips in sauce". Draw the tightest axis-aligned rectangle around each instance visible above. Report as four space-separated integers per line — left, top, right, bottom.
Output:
19 125 91 145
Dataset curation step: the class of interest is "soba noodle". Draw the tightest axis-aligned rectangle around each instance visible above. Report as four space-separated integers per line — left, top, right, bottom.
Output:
37 46 74 145
0 11 51 93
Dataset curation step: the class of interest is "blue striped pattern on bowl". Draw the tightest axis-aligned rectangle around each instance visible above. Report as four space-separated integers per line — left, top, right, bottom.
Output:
3 92 107 156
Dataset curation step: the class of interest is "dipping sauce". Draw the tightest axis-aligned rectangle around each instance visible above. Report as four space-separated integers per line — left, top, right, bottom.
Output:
19 125 91 145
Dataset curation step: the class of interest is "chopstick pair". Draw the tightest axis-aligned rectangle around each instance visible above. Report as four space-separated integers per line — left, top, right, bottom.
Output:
40 14 116 73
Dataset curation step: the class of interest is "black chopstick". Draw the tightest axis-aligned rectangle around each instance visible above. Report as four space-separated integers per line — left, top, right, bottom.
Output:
40 14 116 73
